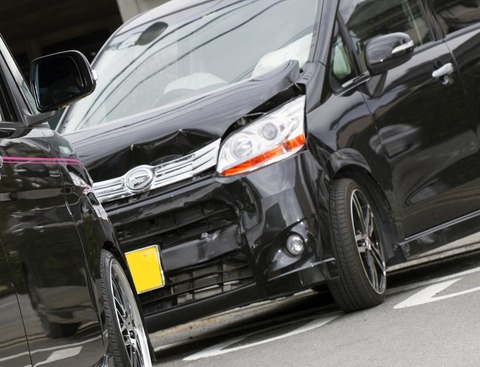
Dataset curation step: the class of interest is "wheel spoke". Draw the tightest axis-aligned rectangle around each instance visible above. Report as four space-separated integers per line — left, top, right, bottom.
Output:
104 253 152 367
113 278 126 311
351 193 365 234
349 188 386 294
370 242 386 273
112 278 128 335
365 250 379 290
133 350 144 367
365 205 374 238
134 347 145 367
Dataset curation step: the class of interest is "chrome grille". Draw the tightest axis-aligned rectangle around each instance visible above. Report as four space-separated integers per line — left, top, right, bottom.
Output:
93 139 220 203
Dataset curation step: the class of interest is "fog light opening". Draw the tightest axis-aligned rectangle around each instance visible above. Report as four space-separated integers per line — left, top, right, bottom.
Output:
286 234 305 256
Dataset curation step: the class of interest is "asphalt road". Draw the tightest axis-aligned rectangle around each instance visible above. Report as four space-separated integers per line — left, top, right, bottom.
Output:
150 243 480 367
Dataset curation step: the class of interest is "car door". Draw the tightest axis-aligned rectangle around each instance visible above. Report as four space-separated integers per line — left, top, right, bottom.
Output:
341 0 480 242
431 0 480 140
0 37 106 367
0 241 31 367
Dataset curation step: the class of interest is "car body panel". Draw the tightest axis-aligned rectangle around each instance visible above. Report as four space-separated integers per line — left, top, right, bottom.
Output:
0 124 109 366
60 60 301 182
364 40 479 238
449 27 480 117
0 241 31 366
58 0 480 332
0 33 150 365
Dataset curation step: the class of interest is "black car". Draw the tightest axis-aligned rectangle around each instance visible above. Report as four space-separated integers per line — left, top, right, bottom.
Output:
58 0 480 332
0 38 152 366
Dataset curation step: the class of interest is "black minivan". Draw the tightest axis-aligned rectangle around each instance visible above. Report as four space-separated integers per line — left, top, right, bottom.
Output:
0 37 152 365
58 0 480 333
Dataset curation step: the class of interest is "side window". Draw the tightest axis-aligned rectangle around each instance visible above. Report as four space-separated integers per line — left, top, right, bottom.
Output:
0 78 12 122
0 94 5 121
342 0 433 72
330 24 356 85
433 0 480 35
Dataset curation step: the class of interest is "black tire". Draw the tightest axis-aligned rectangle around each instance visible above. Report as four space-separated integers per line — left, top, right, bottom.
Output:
327 178 387 312
100 250 152 367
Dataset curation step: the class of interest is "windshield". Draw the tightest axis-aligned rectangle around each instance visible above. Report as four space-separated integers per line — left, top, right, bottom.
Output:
61 0 320 133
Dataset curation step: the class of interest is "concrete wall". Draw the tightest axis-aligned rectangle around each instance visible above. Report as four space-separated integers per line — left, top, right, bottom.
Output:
116 0 170 21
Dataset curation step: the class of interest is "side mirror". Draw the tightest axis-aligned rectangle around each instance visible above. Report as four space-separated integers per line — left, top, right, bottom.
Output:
365 32 414 75
30 51 96 112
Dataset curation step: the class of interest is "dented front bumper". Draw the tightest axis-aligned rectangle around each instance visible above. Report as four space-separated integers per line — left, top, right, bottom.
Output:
104 151 338 331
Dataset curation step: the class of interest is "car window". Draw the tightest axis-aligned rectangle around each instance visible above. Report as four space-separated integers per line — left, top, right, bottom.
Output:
0 82 7 121
432 0 480 35
0 37 38 117
60 0 321 132
330 23 356 85
341 0 433 72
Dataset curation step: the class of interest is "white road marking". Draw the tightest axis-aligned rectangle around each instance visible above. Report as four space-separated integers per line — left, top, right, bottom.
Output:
184 311 342 361
394 277 480 309
387 265 480 296
177 265 480 361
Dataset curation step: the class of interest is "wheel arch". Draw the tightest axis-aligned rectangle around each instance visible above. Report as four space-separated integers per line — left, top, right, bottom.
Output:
325 150 405 264
101 240 138 295
102 240 126 266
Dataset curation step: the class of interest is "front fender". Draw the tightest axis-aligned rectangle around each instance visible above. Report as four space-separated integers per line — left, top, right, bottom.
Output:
325 148 371 181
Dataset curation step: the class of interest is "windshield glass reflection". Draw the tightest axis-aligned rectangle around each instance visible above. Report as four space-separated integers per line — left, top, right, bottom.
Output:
62 0 319 132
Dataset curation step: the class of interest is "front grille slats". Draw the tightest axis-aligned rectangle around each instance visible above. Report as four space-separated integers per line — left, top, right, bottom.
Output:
97 139 254 315
153 159 193 187
139 253 254 315
93 139 220 203
110 197 253 315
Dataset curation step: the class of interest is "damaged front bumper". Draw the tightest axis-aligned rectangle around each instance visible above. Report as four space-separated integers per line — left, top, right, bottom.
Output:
103 151 338 331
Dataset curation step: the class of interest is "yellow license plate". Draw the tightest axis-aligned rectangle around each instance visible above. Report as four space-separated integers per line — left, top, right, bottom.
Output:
125 245 165 294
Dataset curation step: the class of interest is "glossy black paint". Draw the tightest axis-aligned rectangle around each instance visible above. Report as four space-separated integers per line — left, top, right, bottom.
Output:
58 0 480 332
0 36 143 366
0 126 108 366
59 60 301 182
31 50 96 112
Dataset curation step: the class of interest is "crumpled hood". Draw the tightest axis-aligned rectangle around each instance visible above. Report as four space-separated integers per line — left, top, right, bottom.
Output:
63 61 300 182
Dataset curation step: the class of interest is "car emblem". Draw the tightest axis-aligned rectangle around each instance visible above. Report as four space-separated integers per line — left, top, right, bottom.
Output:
125 166 154 192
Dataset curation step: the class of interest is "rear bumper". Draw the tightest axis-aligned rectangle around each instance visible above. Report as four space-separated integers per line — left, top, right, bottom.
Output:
104 151 338 331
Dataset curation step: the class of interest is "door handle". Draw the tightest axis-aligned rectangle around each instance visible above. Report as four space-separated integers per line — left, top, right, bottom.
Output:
432 63 454 78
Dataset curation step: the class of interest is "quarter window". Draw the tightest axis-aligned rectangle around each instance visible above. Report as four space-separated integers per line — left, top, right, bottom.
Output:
0 77 13 122
342 0 433 72
330 25 355 85
433 0 480 35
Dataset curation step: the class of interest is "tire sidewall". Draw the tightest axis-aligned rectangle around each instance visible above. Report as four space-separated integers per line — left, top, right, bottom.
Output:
328 177 387 311
100 249 151 366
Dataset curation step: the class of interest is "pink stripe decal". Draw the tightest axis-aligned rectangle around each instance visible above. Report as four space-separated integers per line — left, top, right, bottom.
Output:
2 156 84 167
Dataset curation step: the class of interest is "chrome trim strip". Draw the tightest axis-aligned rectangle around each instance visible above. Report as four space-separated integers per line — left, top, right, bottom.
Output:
93 139 220 203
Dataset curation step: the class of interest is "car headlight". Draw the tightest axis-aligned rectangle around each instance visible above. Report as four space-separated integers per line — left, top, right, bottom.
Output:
217 96 306 176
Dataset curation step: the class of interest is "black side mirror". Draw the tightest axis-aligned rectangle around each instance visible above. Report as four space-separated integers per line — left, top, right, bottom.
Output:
365 32 414 75
30 51 96 112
